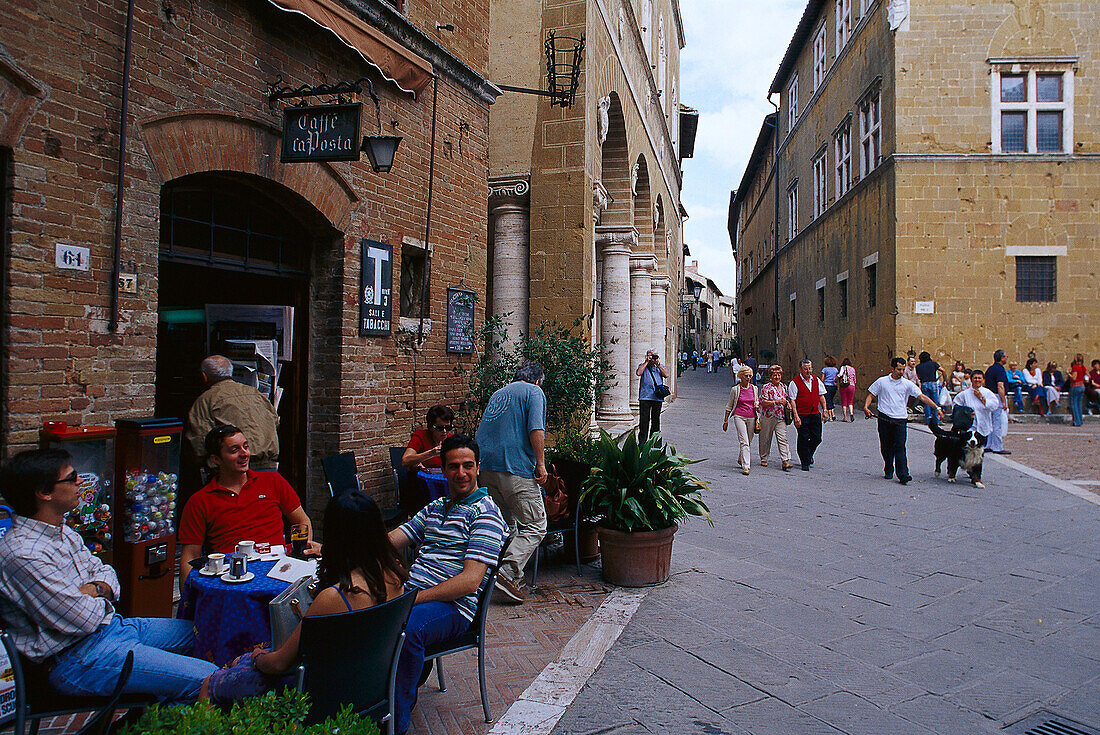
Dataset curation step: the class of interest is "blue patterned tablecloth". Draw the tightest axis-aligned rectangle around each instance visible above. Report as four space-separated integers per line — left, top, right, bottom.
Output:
178 560 291 666
417 470 449 502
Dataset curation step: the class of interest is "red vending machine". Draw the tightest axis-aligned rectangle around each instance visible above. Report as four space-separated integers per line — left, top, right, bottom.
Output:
113 418 182 618
39 422 116 562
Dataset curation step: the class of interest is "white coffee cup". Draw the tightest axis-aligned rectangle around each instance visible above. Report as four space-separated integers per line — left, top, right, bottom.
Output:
205 553 226 573
236 540 255 558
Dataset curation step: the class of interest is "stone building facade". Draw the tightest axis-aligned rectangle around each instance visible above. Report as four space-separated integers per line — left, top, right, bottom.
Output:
730 0 1099 377
487 0 687 428
0 0 498 518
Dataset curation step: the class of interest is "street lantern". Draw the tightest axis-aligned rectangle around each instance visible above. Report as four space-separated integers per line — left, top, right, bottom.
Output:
692 282 703 300
361 134 402 173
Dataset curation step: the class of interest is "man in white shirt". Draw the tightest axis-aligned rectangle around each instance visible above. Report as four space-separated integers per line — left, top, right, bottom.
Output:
952 370 997 437
864 357 944 485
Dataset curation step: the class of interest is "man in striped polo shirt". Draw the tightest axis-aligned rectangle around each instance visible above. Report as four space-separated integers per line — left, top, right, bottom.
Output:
389 434 507 735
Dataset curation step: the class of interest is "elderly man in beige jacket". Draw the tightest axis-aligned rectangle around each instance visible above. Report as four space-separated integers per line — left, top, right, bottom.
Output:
185 355 280 470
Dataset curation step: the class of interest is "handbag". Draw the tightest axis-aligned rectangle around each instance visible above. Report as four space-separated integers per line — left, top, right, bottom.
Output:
784 404 794 425
649 365 671 399
838 366 850 386
754 418 761 434
543 465 570 524
269 575 317 650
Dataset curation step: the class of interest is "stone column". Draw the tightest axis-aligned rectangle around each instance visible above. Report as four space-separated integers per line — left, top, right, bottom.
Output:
489 175 531 336
629 254 655 413
596 225 635 424
590 181 611 435
651 275 671 393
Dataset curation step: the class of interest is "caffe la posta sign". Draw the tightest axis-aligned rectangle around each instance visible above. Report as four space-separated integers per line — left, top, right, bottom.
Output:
281 103 361 163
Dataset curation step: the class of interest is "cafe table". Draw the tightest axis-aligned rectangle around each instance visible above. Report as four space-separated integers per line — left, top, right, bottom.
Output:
416 469 449 503
178 559 291 666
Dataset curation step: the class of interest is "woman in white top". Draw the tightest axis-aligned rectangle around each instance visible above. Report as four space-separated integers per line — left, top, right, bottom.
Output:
1022 357 1046 415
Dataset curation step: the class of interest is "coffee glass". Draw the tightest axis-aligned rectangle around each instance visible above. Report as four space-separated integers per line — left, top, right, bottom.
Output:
205 553 226 573
229 552 248 579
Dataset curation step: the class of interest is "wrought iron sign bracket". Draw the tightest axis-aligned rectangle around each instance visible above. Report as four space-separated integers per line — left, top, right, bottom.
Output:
495 31 584 108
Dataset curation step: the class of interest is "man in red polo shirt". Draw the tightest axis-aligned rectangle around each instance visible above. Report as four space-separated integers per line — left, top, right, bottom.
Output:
178 425 317 586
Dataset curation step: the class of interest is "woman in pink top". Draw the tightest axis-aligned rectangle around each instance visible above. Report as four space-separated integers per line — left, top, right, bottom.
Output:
837 358 857 422
723 366 759 475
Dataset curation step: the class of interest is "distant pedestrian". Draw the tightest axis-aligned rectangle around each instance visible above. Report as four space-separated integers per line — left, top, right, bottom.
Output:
821 356 839 422
186 355 280 471
789 359 829 471
903 351 920 414
1068 354 1087 427
985 350 1011 454
915 351 946 422
691 351 698 371
837 358 857 422
1087 359 1100 415
636 349 670 442
758 365 793 471
864 357 944 485
474 362 548 604
723 367 759 475
711 348 721 374
727 355 743 378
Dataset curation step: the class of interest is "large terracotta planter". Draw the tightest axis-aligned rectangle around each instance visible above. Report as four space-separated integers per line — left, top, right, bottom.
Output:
576 523 599 562
597 524 677 587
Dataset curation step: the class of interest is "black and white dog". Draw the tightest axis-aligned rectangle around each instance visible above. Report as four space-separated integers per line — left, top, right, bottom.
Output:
929 406 987 488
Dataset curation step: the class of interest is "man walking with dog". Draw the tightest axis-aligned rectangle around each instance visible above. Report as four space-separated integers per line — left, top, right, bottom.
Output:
984 349 1011 454
864 357 945 485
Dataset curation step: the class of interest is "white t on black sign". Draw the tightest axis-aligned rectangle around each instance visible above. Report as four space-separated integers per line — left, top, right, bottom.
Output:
360 240 392 336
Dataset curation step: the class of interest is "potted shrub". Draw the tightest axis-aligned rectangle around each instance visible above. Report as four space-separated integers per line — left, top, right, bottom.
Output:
547 429 601 561
580 430 711 586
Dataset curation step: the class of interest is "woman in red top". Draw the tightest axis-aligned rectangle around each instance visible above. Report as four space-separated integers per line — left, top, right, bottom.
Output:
402 405 454 470
1068 354 1087 427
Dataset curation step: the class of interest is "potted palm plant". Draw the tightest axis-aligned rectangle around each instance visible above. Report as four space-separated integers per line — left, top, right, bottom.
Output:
580 430 711 586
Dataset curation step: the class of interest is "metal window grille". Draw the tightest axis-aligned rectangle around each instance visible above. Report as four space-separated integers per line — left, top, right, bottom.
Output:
817 287 825 322
866 263 877 309
1016 256 1056 302
838 279 848 318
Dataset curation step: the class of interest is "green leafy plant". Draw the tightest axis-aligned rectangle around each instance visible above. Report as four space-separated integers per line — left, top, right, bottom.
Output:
118 688 381 735
455 316 612 436
580 430 712 533
546 428 601 467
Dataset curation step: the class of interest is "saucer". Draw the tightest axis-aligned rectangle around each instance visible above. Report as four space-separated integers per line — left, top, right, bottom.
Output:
220 571 255 584
199 567 228 576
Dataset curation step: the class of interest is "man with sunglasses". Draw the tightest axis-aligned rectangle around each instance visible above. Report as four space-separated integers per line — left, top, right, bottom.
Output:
0 449 218 700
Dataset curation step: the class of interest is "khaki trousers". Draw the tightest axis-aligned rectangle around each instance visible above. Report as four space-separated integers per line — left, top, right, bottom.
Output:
479 470 547 585
758 414 791 463
732 415 753 471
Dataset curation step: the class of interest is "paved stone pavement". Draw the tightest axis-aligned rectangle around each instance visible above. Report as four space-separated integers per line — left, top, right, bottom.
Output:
552 370 1100 735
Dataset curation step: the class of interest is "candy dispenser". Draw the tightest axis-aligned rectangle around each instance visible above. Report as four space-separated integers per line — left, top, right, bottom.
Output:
39 422 116 562
114 418 182 617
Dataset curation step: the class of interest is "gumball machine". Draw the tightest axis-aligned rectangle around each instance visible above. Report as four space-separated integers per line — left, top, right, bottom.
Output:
113 418 182 618
39 422 117 563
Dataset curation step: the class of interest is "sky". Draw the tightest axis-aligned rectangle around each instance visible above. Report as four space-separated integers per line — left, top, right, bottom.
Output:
679 0 806 297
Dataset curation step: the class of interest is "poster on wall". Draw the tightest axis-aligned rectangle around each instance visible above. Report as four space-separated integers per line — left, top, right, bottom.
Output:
446 288 476 354
360 240 393 336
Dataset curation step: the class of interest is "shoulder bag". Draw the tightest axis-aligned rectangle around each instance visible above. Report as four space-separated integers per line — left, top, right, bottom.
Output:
649 365 671 399
543 465 570 524
269 575 317 650
837 366 851 386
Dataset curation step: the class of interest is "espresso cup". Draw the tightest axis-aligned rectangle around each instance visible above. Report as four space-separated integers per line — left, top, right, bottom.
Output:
230 552 248 579
236 540 255 558
205 553 226 573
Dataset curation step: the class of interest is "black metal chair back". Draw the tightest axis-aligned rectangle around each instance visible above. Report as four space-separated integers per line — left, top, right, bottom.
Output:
296 589 416 732
321 452 361 497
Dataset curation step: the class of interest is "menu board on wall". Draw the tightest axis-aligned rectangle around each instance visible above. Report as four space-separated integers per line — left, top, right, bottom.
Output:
446 288 476 354
360 240 393 336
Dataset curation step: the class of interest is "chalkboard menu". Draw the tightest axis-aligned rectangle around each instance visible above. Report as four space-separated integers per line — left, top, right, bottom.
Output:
360 240 392 336
281 103 362 163
446 288 476 354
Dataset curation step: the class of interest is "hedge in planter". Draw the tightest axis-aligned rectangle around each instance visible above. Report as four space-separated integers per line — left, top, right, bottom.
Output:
580 431 711 586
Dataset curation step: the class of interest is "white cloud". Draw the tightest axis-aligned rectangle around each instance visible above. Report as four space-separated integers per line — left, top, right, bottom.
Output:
678 0 805 297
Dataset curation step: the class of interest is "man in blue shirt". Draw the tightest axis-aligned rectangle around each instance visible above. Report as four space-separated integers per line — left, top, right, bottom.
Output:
985 349 1011 454
474 362 547 603
636 349 670 442
388 434 507 735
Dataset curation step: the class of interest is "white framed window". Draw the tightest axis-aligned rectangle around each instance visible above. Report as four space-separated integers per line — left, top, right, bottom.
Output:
813 24 828 90
787 75 799 131
641 0 652 60
859 89 881 177
991 64 1074 154
835 118 852 196
787 182 799 241
836 0 851 51
812 150 828 217
658 15 667 99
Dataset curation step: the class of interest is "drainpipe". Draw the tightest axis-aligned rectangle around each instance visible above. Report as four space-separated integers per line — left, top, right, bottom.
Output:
767 95 780 361
416 76 439 345
108 0 137 333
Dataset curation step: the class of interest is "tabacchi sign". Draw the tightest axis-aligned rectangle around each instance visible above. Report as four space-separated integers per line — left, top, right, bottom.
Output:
281 103 361 163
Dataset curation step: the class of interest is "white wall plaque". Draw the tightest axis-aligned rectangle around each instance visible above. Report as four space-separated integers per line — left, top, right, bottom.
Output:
56 243 90 271
914 301 934 314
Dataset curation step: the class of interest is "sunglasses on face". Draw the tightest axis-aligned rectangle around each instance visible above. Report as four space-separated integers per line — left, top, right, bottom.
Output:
431 424 453 432
54 470 78 486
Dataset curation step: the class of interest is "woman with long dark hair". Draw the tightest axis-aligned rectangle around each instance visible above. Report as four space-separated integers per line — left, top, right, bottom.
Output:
202 492 407 703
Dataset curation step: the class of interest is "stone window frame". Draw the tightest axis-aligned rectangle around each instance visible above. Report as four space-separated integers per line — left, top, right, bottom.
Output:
813 22 828 91
836 270 849 320
786 179 799 241
787 75 799 132
863 251 878 310
858 83 882 178
835 0 852 53
790 292 797 327
398 235 432 323
989 58 1075 155
816 277 827 323
812 146 829 218
834 114 853 198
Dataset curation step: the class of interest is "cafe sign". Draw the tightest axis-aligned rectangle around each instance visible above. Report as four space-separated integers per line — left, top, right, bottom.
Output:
281 103 361 163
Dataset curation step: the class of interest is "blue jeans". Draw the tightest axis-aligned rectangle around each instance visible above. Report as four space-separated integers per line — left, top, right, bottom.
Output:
49 615 217 701
394 602 470 734
1069 384 1085 426
920 381 939 420
1009 383 1025 411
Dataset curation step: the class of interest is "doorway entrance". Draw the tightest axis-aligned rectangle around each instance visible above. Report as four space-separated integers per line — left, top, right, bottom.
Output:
155 172 325 500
